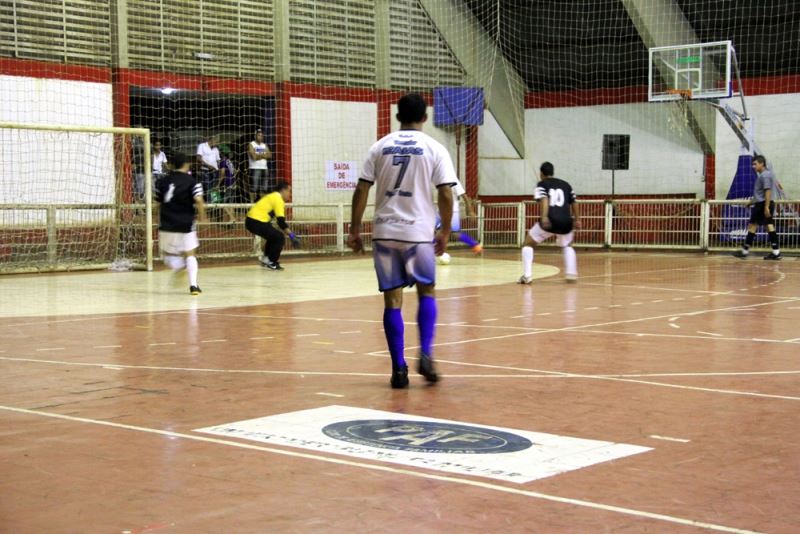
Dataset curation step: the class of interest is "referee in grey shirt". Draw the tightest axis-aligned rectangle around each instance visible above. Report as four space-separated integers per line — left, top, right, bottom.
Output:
733 155 782 260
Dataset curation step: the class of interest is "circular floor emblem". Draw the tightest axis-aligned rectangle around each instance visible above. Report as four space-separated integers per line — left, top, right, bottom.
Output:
322 419 532 454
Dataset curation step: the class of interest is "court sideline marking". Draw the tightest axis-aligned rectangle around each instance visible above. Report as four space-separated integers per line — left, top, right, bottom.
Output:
0 403 762 534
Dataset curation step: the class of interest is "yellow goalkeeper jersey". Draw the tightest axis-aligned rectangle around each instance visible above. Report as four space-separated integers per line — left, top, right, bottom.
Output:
247 192 285 223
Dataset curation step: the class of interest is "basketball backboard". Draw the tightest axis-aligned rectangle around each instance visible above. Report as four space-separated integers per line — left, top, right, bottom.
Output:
649 40 733 102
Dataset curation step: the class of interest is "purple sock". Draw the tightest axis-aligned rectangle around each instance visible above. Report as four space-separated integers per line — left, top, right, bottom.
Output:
457 232 479 248
383 308 405 367
417 295 437 356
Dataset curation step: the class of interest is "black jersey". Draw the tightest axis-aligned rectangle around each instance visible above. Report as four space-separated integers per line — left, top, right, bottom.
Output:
155 171 203 233
535 177 576 235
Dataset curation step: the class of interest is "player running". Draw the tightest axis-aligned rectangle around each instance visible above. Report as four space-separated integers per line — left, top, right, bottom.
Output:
154 152 207 295
518 161 580 284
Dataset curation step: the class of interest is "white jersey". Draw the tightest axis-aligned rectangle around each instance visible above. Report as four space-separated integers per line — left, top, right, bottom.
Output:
361 129 457 242
452 179 466 214
248 141 268 170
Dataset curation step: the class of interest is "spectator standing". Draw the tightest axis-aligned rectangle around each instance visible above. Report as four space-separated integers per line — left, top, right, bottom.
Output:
196 134 220 202
247 129 272 201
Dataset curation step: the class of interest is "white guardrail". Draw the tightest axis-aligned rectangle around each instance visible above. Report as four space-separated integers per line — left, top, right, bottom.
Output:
1 199 798 272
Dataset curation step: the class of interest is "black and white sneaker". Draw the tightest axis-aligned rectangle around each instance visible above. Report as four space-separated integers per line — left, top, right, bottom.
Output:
763 252 782 260
262 261 284 271
417 354 439 384
189 285 202 295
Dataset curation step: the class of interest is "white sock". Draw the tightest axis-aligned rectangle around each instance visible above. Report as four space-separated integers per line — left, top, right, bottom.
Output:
164 255 186 271
186 256 198 287
522 246 533 278
563 246 577 276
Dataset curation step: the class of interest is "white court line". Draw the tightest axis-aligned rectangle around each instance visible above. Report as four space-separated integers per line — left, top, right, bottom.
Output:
333 350 355 354
94 345 122 349
0 404 763 534
339 330 362 334
697 331 724 337
150 342 176 346
649 435 691 443
296 333 319 337
438 295 480 301
786 338 800 343
314 392 344 398
668 317 680 322
573 329 789 345
201 339 227 344
36 347 64 352
3 356 799 402
249 336 273 340
669 324 680 329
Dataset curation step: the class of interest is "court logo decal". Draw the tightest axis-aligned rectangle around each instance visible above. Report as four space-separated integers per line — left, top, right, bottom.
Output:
195 405 651 484
321 420 532 454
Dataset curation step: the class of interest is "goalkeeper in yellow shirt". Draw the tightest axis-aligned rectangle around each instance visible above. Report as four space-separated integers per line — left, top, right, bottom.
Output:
244 181 299 270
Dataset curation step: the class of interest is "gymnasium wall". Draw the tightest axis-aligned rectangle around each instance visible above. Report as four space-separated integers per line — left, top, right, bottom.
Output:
479 91 800 200
0 75 115 205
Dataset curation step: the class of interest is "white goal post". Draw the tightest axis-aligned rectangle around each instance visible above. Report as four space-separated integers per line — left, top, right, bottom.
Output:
0 122 153 273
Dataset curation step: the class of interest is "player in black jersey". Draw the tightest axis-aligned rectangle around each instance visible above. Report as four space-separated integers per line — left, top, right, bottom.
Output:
518 162 580 284
154 152 207 295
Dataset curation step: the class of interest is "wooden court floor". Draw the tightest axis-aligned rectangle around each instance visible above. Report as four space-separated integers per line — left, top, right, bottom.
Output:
0 250 798 533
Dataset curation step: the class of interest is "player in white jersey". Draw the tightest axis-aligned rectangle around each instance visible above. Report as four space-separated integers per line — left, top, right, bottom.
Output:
348 94 455 388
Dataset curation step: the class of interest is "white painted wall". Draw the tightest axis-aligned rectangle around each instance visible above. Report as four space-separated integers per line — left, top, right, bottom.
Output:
0 76 114 205
290 98 377 205
715 92 800 199
479 104 706 197
480 93 800 200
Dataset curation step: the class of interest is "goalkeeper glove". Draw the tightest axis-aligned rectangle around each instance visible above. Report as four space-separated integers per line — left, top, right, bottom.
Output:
288 232 301 248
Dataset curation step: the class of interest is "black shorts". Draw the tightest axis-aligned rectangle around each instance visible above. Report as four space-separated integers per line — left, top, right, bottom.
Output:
548 218 573 235
749 201 775 226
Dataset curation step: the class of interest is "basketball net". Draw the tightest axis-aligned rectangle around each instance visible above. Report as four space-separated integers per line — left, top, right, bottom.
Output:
666 89 692 137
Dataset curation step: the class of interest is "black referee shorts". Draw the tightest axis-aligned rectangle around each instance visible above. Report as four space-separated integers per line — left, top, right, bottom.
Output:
749 201 775 226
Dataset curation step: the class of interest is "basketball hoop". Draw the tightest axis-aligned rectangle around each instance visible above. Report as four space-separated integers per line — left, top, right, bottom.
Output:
666 89 692 136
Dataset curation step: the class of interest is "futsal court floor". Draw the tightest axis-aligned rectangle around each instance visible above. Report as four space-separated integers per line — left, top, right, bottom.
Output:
0 249 798 533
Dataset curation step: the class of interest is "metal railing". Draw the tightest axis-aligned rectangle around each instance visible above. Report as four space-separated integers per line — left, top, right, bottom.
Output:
1 199 798 273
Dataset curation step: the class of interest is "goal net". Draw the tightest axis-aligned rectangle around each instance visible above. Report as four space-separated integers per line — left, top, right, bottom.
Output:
0 123 152 273
1 0 798 262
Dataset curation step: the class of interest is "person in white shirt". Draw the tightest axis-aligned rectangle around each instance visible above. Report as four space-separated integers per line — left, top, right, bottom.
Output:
196 134 220 202
247 129 272 201
348 93 455 389
152 139 168 182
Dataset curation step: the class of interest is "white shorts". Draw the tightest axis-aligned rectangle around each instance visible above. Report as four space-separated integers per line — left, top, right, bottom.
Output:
159 231 199 255
372 240 436 292
529 223 574 247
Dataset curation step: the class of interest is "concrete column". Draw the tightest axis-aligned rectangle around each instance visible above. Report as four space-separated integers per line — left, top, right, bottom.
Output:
273 0 291 82
419 0 525 158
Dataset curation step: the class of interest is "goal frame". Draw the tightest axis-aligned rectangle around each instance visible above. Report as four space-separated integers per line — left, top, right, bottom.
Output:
0 122 153 273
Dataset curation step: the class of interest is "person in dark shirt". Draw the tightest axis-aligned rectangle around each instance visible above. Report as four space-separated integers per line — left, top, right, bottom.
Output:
732 154 782 260
154 152 207 295
518 161 581 284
